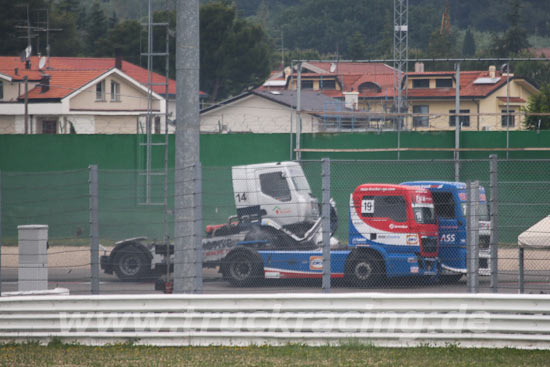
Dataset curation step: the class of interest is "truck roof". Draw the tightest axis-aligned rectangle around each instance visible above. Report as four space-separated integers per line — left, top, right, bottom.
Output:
232 161 301 170
401 181 467 190
355 183 430 193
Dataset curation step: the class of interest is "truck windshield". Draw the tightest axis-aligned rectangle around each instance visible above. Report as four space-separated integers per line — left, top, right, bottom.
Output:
413 205 436 224
289 168 311 194
460 202 490 221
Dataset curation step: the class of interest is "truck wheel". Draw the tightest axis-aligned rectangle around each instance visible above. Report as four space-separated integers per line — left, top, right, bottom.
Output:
225 252 263 287
346 256 383 287
440 274 463 284
113 246 151 281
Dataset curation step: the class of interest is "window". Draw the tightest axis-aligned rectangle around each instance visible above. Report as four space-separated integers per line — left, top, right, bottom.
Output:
259 172 291 202
431 192 456 219
358 82 382 93
361 195 407 222
154 116 161 134
110 81 120 101
412 79 430 88
301 80 313 89
42 120 57 134
96 81 105 101
449 109 470 127
0 80 3 100
436 79 452 88
413 105 429 127
501 109 515 127
320 79 336 89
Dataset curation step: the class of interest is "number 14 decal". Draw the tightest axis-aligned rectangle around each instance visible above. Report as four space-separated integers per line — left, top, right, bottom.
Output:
236 193 247 202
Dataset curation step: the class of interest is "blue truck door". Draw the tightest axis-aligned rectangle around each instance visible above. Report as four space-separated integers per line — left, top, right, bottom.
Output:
430 191 467 271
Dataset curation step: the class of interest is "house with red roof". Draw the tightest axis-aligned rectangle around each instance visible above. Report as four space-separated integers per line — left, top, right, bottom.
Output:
262 61 539 131
0 55 201 134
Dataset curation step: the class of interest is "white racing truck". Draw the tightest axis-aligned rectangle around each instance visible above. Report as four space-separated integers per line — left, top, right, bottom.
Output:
100 161 338 281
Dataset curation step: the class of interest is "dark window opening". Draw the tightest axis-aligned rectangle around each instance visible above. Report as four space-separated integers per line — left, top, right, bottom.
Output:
501 109 515 127
259 172 291 202
436 79 453 88
412 79 430 88
358 82 382 93
413 105 429 127
320 79 336 89
449 109 470 127
361 195 407 222
42 120 57 134
431 192 456 219
301 80 313 89
154 116 161 134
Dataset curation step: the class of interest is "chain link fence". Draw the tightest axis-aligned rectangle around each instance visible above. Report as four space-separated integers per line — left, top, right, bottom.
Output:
1 158 550 295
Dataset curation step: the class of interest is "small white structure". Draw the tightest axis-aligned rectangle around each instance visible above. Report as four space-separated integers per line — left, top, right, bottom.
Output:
517 216 550 293
18 225 48 292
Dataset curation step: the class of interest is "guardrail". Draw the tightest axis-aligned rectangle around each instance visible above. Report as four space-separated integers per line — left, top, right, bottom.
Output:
1 293 550 349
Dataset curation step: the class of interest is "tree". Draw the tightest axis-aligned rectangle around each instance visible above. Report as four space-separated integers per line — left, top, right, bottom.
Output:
524 85 550 130
462 28 476 57
200 1 271 101
49 3 83 56
94 20 142 63
85 1 108 54
491 0 530 57
346 32 367 61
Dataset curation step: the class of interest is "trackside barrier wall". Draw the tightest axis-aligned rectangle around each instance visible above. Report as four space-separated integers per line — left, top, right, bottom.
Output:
2 293 550 349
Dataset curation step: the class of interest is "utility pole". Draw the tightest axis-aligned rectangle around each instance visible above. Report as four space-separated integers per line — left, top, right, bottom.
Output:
174 0 201 294
24 76 29 134
393 0 409 159
454 62 461 181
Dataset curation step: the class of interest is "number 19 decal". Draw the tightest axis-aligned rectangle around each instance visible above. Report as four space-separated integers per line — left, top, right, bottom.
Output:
361 199 374 214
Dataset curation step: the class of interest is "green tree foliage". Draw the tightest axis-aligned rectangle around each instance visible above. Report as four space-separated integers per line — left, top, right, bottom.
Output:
200 1 271 101
49 3 83 56
85 1 108 54
524 85 550 130
94 20 142 63
346 32 367 61
462 28 476 57
0 0 47 56
491 0 530 57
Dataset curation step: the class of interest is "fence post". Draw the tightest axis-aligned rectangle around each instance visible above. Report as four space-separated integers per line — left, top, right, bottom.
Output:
193 162 203 293
466 180 480 293
519 247 524 294
0 170 2 296
89 165 99 295
321 158 331 292
489 155 499 293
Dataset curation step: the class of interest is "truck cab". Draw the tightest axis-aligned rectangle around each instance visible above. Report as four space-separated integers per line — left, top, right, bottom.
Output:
400 181 491 279
348 184 439 280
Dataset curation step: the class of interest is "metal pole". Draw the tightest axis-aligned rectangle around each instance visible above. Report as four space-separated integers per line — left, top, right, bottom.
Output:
0 170 2 296
194 162 203 293
296 62 302 161
174 0 200 293
146 0 153 204
506 63 510 160
89 165 99 295
164 15 171 287
24 76 29 134
467 181 479 293
454 62 461 181
489 155 499 292
519 247 524 294
289 110 294 160
321 158 331 292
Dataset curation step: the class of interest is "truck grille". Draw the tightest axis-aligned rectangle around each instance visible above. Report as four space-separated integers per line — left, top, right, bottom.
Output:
479 235 490 250
421 236 438 255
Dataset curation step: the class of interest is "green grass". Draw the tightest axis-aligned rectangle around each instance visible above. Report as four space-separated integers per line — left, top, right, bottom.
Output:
0 343 549 367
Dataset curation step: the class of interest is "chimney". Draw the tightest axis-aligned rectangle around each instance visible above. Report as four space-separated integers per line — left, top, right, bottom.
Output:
25 59 31 70
414 62 425 73
489 65 496 78
14 68 18 75
115 48 122 70
41 75 50 93
343 91 359 110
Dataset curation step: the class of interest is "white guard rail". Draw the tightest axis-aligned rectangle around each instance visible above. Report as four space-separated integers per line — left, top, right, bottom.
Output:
1 293 550 349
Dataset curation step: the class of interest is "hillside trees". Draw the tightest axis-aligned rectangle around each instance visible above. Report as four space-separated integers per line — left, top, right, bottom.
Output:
524 85 550 130
200 1 271 101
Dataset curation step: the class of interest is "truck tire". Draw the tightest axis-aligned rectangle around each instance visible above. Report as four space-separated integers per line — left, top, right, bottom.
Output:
440 274 463 284
113 245 152 281
345 255 383 287
224 251 263 287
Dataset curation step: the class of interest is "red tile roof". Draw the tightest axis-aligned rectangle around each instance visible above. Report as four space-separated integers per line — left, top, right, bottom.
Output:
263 61 529 101
0 56 196 100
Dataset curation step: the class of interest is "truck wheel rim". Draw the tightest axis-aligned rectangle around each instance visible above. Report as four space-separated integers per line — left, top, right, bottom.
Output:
354 261 372 280
232 259 251 280
120 255 140 276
